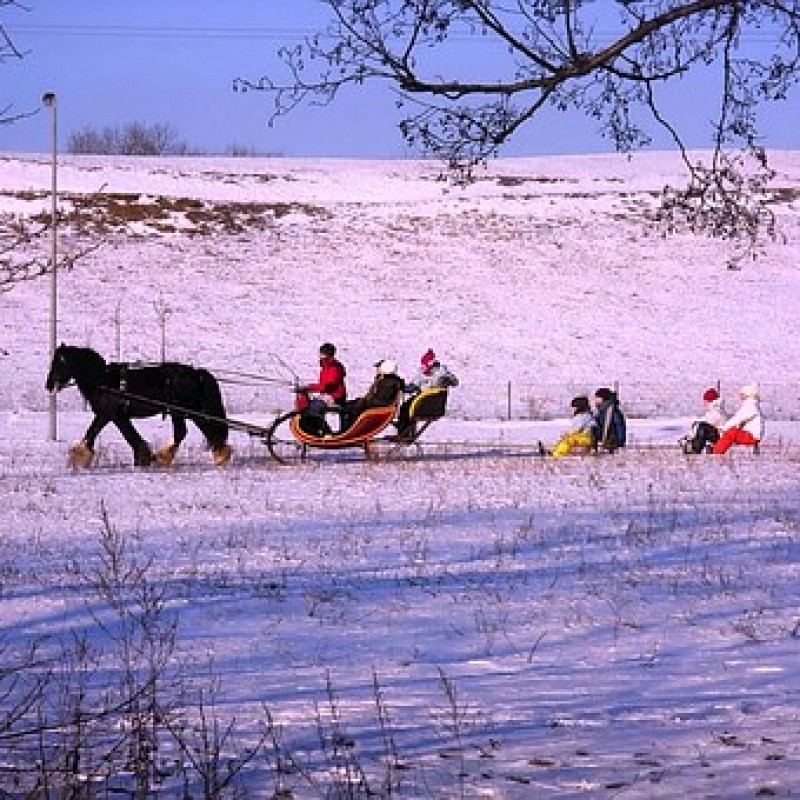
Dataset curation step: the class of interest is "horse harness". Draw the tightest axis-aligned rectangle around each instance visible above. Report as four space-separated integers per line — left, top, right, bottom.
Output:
107 362 176 419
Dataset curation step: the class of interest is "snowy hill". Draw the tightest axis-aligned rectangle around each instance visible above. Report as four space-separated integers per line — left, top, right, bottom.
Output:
3 150 800 419
1 152 799 797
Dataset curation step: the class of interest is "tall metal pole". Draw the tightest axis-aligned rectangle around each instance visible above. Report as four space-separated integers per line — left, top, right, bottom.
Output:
42 92 57 441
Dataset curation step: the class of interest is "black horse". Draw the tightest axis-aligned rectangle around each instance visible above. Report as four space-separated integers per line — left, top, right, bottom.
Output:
45 344 231 468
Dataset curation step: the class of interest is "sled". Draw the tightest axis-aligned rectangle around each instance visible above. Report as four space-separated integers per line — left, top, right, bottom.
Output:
265 387 449 465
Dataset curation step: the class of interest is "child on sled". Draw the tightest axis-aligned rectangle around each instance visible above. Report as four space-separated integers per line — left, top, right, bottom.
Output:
681 386 727 454
712 383 764 455
539 395 598 457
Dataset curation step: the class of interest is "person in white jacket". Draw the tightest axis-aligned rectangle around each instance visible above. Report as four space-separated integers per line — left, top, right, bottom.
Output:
406 348 459 392
683 387 727 453
712 383 764 454
394 349 458 439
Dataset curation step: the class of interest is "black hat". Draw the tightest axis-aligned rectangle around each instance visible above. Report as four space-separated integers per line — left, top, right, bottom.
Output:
571 395 590 413
319 342 336 357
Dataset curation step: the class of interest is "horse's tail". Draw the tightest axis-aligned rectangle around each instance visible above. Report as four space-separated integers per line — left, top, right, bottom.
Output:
195 368 229 449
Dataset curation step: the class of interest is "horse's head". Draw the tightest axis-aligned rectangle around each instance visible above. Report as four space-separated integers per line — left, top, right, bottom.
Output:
46 344 107 395
45 344 75 392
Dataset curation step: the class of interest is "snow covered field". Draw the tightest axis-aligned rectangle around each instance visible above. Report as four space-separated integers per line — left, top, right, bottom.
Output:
1 151 799 797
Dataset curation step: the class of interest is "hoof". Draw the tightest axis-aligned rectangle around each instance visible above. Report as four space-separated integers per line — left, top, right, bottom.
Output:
212 444 232 466
153 443 178 467
68 441 94 469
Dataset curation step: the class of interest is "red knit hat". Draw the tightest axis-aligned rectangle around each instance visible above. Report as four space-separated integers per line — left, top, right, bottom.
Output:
421 349 436 370
703 387 719 403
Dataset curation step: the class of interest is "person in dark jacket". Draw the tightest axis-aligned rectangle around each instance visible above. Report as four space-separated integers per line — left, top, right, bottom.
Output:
682 386 727 454
341 358 404 430
592 387 627 452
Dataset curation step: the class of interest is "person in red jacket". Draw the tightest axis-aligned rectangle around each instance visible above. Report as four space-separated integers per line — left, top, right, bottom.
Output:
299 342 347 435
306 342 347 404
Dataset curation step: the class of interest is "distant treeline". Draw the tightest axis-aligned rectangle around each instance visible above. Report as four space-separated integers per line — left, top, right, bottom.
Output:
67 122 270 157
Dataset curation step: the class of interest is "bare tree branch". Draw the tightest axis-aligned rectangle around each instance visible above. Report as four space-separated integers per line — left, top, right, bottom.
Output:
236 0 800 257
0 214 102 293
1 0 34 125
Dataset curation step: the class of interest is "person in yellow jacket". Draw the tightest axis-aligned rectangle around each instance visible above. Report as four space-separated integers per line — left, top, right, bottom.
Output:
540 395 598 457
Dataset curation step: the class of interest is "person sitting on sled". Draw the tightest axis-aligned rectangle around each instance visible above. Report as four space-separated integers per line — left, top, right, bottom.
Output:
408 349 459 393
297 342 347 436
712 383 764 455
539 395 598 457
340 358 405 431
682 386 727 454
592 387 627 453
394 349 458 440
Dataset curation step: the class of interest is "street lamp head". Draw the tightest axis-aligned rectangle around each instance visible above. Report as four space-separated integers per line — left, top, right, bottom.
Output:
42 92 56 107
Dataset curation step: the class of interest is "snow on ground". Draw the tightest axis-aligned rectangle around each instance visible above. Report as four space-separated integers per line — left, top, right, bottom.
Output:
1 151 799 797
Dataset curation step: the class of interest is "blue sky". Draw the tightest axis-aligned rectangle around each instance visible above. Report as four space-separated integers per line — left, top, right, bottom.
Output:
2 0 799 157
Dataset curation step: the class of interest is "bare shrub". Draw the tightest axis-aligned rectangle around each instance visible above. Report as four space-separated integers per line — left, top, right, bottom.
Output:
68 122 192 156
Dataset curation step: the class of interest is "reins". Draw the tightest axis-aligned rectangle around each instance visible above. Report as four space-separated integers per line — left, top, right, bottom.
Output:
211 369 294 388
99 387 271 438
109 361 295 389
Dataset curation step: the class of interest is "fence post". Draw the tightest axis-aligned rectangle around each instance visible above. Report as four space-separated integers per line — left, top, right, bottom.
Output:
154 295 172 362
507 381 512 420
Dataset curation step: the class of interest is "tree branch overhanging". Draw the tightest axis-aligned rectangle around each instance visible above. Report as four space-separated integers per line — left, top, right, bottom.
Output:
236 1 800 257
1 216 102 294
1 1 38 126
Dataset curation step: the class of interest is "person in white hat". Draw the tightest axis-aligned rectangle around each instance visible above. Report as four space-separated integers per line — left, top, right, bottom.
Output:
712 383 764 454
340 358 405 430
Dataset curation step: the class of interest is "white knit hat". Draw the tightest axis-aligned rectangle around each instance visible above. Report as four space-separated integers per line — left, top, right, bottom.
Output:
739 383 760 399
376 358 397 376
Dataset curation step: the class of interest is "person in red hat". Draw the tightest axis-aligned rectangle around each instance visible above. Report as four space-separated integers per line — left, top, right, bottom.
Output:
682 386 727 454
408 349 459 393
394 349 459 440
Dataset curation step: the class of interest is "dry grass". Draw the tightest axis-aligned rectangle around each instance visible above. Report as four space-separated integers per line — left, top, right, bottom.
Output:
2 189 329 237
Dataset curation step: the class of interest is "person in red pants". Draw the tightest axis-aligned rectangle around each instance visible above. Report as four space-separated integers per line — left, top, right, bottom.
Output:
712 383 764 454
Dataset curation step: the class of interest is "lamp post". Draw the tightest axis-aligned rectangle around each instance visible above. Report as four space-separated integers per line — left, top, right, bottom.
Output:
42 91 57 441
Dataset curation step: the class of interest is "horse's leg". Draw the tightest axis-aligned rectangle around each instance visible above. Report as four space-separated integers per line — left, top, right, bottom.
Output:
192 418 232 465
154 414 187 467
68 415 107 468
192 415 232 466
192 369 232 466
113 417 153 467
